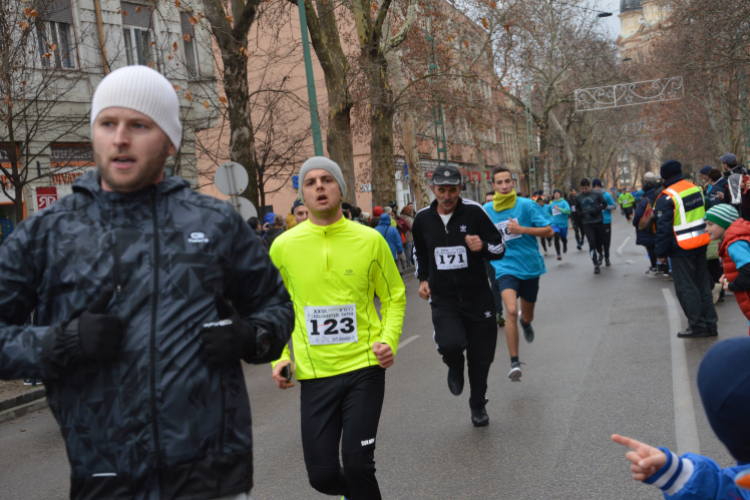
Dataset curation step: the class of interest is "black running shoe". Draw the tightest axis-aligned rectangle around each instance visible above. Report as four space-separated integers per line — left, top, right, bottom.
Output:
447 366 464 395
471 407 489 427
605 258 611 267
594 265 601 274
677 328 712 339
520 319 534 343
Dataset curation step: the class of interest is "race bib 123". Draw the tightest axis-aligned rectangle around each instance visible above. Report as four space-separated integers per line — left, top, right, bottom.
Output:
304 304 358 345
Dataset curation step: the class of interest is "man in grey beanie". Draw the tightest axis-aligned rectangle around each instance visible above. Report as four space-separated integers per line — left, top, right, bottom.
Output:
269 156 406 499
0 65 294 500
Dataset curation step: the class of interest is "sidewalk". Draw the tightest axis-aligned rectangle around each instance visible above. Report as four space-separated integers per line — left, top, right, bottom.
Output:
0 380 47 424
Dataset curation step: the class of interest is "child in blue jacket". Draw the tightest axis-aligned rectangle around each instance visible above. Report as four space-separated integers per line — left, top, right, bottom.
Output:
612 336 750 499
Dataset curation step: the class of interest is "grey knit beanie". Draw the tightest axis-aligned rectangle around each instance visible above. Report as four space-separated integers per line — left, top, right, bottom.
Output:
298 157 347 199
90 66 182 150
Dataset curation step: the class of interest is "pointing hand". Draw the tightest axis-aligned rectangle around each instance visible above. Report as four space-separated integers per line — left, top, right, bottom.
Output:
611 434 667 482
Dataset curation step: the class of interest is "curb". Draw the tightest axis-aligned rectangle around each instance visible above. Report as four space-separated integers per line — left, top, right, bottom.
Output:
0 387 47 423
0 397 48 424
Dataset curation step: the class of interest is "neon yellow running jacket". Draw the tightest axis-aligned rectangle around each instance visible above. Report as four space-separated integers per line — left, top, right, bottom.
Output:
270 217 406 380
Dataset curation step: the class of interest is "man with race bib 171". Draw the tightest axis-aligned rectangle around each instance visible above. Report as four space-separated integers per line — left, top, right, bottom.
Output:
484 166 554 382
412 165 505 427
269 157 406 500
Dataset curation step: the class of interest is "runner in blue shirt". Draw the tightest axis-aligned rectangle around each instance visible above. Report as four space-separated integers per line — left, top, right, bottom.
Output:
546 189 571 261
593 179 617 267
485 166 553 382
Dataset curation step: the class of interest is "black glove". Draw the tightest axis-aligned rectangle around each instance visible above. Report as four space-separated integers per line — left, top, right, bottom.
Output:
42 287 124 375
77 287 125 361
200 295 256 365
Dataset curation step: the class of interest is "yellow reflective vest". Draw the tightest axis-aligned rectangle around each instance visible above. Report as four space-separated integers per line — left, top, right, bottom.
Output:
661 179 710 250
269 217 406 379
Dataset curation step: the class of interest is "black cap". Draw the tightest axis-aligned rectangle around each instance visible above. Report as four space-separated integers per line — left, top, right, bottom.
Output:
432 165 462 186
387 200 397 208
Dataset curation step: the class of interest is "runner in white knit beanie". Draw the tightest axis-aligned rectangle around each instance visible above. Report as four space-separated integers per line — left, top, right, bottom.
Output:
90 66 182 150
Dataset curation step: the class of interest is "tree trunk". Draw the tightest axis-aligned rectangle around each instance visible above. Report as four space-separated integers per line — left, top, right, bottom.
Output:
203 0 262 207
6 116 23 225
386 49 430 210
325 94 356 204
304 0 356 205
222 51 259 207
363 50 397 206
402 110 430 209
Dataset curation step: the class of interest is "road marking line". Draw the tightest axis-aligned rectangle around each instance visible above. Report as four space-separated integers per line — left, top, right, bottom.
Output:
617 237 630 256
398 335 419 349
662 288 701 455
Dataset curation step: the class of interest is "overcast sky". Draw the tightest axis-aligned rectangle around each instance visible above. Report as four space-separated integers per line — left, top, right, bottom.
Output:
599 0 624 40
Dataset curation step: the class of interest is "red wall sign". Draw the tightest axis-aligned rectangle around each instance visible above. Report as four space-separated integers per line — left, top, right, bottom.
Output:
36 186 58 210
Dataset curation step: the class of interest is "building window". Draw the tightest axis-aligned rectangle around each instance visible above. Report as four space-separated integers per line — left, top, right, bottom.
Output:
181 12 199 79
37 21 75 68
183 36 199 79
123 27 152 66
121 2 154 66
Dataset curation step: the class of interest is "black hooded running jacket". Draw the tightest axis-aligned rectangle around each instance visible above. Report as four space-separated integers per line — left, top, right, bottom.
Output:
412 197 505 298
0 171 294 500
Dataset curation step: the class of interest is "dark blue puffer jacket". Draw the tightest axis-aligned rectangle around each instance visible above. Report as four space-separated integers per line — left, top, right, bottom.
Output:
0 171 294 500
632 188 657 247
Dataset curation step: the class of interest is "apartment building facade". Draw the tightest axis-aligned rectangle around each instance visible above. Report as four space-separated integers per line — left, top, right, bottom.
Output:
0 0 217 232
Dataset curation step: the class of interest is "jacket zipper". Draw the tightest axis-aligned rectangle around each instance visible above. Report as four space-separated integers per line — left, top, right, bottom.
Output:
435 206 463 302
149 189 164 492
112 232 122 295
219 375 226 451
217 373 226 498
324 229 330 273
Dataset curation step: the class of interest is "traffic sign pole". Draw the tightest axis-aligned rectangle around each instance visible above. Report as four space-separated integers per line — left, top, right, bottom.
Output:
296 0 324 156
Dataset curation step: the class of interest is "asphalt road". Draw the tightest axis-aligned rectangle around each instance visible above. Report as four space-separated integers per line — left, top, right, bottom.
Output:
0 219 745 500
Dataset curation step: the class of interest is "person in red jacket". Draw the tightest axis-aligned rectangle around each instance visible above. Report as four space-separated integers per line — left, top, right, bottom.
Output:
704 205 750 334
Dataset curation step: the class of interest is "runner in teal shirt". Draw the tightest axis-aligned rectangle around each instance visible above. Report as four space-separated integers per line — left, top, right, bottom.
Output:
484 166 554 383
593 179 617 267
546 189 571 260
486 196 551 279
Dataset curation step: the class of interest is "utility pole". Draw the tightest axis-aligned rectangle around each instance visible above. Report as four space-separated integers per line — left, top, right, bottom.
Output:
296 0 324 156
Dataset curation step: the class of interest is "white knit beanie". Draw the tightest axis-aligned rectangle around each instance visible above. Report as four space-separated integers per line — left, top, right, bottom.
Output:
90 66 182 150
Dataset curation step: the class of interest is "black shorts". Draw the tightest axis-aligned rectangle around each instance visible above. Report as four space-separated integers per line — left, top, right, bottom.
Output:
497 275 540 303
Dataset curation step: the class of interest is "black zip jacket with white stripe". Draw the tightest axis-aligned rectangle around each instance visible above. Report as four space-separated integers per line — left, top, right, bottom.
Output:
412 197 505 298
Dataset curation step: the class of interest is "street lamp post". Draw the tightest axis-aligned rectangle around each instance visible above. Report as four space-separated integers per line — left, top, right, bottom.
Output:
295 0 324 156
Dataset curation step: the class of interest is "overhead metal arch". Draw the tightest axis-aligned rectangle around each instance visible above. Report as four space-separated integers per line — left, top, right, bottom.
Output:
575 76 684 112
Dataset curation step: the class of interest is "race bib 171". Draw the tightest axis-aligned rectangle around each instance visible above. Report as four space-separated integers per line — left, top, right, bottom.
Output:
304 304 358 345
434 246 469 270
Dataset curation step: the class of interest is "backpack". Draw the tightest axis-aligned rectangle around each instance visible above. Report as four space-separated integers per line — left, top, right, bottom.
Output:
638 200 656 233
396 216 410 235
